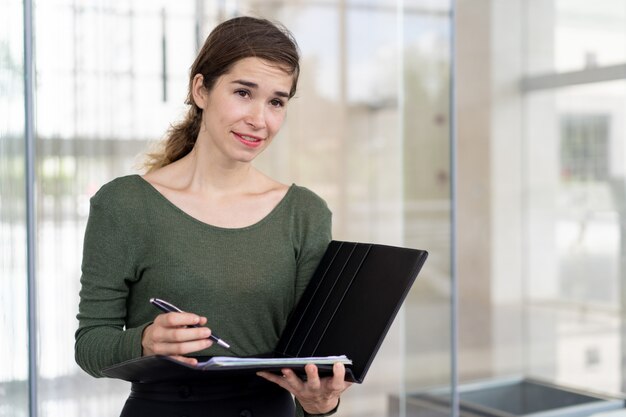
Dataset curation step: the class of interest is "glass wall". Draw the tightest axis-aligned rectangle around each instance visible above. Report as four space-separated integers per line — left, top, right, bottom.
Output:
525 80 626 393
0 0 454 416
0 0 29 416
455 0 626 410
523 0 626 395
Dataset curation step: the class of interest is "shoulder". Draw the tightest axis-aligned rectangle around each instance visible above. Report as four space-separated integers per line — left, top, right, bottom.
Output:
287 185 333 263
285 184 332 232
288 184 332 219
90 175 146 211
288 184 331 214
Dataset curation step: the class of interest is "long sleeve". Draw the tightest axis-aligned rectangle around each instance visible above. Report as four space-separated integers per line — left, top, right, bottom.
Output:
74 185 146 377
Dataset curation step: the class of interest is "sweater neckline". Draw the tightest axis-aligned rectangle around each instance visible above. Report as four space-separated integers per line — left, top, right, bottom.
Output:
131 174 296 231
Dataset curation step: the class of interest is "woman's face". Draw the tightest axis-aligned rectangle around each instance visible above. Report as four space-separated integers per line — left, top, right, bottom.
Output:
194 57 294 165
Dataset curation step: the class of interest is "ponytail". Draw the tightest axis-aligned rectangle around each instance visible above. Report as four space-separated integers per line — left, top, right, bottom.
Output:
143 104 202 173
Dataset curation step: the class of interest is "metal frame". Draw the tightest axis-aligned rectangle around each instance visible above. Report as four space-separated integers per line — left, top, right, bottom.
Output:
521 63 626 92
23 0 38 416
450 1 459 416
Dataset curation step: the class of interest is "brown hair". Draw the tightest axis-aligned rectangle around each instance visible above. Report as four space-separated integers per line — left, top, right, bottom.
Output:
144 16 300 171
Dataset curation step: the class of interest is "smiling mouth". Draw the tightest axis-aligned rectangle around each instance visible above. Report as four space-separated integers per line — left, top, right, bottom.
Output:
234 132 264 147
239 134 261 142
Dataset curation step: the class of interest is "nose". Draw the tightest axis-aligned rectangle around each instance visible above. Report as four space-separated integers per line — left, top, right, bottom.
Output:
245 102 266 129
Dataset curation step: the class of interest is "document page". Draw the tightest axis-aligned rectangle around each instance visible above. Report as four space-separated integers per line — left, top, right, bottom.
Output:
197 355 351 369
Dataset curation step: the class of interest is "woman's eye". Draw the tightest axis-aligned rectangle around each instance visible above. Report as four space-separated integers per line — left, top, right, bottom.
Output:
235 89 250 98
270 99 285 108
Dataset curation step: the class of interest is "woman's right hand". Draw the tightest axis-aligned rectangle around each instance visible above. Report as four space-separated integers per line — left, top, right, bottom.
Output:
141 312 214 366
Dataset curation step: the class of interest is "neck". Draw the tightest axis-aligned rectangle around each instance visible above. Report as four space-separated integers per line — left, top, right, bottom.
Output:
178 143 258 195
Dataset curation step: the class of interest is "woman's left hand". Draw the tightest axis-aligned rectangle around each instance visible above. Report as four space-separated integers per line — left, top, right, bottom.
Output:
257 362 352 414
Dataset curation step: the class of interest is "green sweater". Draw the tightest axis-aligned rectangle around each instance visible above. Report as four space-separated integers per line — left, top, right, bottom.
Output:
75 175 333 412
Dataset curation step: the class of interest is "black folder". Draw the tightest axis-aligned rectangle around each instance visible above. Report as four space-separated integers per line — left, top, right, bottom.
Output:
102 240 428 384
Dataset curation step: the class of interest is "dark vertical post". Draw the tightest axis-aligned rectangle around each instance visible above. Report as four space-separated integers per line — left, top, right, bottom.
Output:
336 0 348 239
450 1 459 416
161 8 167 102
23 0 38 415
195 0 205 52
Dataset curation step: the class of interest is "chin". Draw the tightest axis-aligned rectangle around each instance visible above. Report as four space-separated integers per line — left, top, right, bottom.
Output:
232 152 262 164
235 147 267 162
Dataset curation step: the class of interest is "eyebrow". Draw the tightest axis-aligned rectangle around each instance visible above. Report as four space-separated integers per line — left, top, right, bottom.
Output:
231 79 290 98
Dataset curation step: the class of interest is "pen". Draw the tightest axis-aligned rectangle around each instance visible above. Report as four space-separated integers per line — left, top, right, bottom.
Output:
149 297 231 349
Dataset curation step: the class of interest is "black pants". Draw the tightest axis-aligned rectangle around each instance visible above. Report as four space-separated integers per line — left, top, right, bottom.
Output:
120 377 295 417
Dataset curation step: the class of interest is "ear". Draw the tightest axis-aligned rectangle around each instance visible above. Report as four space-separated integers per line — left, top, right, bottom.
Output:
191 74 208 109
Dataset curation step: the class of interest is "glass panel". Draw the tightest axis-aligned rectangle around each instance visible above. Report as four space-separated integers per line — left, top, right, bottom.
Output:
457 0 625 414
0 0 30 416
255 0 454 414
456 0 524 403
400 0 453 415
524 80 626 394
527 0 626 75
34 1 197 415
34 1 453 416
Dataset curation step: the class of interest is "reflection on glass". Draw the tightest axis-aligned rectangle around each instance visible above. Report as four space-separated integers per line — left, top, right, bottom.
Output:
525 80 626 394
527 0 626 74
33 1 199 415
259 2 454 415
455 1 626 414
0 0 29 416
402 0 452 388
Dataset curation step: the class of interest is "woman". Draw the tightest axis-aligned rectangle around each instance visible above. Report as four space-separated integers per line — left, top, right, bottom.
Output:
75 16 351 417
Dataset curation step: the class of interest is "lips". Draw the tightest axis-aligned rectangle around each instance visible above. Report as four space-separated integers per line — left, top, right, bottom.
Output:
233 132 264 148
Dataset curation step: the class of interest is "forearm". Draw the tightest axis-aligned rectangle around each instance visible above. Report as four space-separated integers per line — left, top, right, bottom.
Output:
74 323 149 377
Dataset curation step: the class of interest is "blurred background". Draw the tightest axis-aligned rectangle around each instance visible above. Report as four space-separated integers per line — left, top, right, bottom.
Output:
1 0 625 416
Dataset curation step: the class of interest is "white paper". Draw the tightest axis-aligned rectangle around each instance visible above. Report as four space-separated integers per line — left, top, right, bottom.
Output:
196 355 351 369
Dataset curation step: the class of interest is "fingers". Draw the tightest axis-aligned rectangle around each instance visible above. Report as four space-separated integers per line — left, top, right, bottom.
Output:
151 326 212 345
142 312 215 357
257 363 350 415
304 363 321 389
154 311 205 327
153 338 214 356
257 363 348 394
153 312 213 341
331 362 350 390
171 355 199 366
143 332 213 356
256 371 287 389
282 368 306 391
256 368 305 392
153 325 212 343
